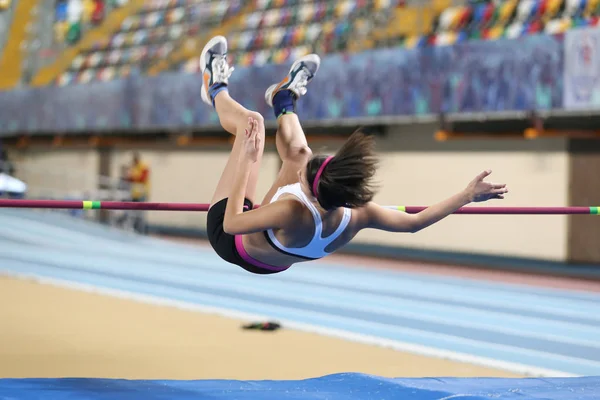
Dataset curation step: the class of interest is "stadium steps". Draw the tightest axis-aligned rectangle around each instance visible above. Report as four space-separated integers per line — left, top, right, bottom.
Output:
372 5 439 46
370 0 452 48
146 2 256 76
29 0 146 87
0 0 38 90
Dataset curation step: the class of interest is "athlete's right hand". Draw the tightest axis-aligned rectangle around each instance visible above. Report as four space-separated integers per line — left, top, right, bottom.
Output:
243 116 262 163
465 169 508 202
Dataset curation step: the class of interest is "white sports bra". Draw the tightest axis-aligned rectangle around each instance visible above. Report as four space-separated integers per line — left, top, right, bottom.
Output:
263 182 352 260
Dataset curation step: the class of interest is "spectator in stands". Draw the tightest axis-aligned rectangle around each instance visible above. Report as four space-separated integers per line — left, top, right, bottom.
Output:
126 152 150 234
118 164 131 193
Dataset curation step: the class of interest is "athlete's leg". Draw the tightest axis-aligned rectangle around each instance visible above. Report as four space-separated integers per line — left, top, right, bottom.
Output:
261 55 320 204
200 36 265 206
261 114 311 205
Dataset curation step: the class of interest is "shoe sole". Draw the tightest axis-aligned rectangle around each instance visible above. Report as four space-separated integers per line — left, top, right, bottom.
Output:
280 53 321 90
199 35 227 75
289 53 320 76
267 53 321 106
200 35 227 104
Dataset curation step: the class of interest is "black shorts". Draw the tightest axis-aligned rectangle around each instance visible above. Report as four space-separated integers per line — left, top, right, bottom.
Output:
206 198 288 275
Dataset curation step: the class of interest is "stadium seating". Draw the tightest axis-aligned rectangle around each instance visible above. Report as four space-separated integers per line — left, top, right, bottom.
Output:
180 0 403 72
0 0 12 46
51 0 600 86
397 0 600 49
57 0 243 85
0 1 10 62
0 0 11 43
54 0 119 46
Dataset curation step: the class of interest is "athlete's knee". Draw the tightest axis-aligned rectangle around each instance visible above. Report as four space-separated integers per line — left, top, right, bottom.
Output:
238 111 264 138
245 111 264 129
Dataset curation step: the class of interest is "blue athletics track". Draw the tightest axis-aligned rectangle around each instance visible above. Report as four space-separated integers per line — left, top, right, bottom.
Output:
0 209 598 400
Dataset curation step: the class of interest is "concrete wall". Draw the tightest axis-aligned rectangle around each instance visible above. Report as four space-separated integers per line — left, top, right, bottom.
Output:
8 147 99 198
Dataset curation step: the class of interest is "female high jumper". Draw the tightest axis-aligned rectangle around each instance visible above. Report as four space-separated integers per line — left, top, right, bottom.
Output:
200 36 508 275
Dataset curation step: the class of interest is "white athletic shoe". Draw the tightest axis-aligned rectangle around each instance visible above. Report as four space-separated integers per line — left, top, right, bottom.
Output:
199 35 235 106
264 54 321 107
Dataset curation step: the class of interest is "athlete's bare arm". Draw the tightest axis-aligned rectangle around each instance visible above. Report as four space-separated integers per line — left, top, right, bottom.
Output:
364 191 470 233
365 170 507 233
223 199 300 235
223 117 300 235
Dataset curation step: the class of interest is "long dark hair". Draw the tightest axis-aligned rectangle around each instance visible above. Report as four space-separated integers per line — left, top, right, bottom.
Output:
306 129 379 210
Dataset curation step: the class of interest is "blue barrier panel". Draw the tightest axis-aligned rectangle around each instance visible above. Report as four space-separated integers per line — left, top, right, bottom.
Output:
0 35 563 135
0 374 598 400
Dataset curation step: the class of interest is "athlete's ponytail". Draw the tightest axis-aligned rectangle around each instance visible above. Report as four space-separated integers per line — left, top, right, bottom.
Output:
307 129 379 210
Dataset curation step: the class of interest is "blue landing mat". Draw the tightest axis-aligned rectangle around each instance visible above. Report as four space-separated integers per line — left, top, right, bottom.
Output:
1 374 599 400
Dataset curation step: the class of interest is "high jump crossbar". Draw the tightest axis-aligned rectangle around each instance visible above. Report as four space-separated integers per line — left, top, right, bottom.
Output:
0 199 598 215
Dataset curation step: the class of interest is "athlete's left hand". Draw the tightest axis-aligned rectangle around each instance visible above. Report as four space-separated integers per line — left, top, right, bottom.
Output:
243 116 262 163
465 169 508 202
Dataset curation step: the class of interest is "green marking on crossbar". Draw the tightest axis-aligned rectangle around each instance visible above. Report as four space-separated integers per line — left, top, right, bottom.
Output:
83 201 101 210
